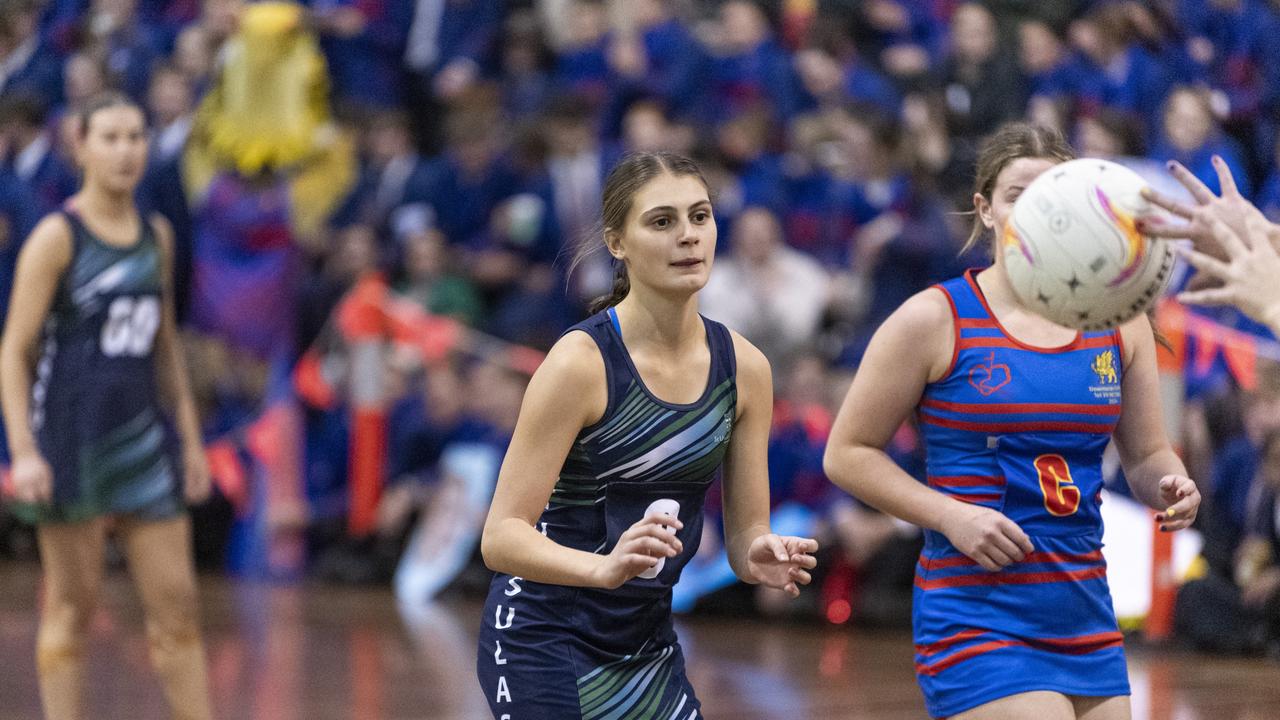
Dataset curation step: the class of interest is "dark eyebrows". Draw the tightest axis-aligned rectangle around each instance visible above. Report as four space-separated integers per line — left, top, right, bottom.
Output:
640 200 713 217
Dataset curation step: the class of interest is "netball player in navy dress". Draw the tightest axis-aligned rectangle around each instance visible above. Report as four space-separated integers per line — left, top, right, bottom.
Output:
0 94 211 720
476 152 819 719
824 123 1201 720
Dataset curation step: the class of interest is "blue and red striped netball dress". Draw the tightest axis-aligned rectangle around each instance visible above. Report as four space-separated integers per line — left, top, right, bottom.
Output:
913 270 1130 718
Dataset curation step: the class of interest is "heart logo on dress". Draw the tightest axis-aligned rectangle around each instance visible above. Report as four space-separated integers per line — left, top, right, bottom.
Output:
968 352 1012 396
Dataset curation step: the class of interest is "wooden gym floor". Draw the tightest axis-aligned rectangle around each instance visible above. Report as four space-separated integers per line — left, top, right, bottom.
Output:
0 562 1277 719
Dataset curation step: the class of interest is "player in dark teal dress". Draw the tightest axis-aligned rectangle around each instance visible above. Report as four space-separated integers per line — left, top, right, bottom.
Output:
476 152 819 719
0 93 211 720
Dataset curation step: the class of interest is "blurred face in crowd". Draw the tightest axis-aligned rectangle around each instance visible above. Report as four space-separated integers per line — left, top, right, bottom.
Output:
630 0 667 27
148 70 194 126
834 114 894 181
367 116 413 165
1069 18 1106 65
547 116 595 157
565 0 607 47
469 362 528 431
447 114 500 176
717 111 768 164
1258 437 1280 490
175 25 213 80
331 224 378 280
1164 89 1214 153
424 363 466 427
1018 21 1062 74
721 1 768 52
402 229 448 282
65 53 107 106
92 0 139 27
975 157 1058 241
78 104 148 195
1244 376 1280 444
732 207 781 266
623 103 670 153
950 3 997 65
202 0 243 42
1076 116 1124 159
607 172 716 299
784 354 829 408
795 48 844 98
502 30 542 75
0 3 39 46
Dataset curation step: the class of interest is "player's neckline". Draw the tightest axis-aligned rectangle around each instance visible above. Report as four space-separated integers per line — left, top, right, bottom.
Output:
966 269 1083 353
606 307 716 411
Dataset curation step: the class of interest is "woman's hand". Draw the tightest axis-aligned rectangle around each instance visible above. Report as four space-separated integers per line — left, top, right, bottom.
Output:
591 514 684 590
938 503 1034 572
1170 214 1280 331
745 533 819 597
1139 155 1274 263
1153 475 1200 532
11 451 53 504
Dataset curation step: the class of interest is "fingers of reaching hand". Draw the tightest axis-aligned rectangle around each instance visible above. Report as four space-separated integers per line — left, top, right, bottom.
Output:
1209 218 1250 257
1168 160 1217 204
1177 285 1238 308
1243 213 1280 258
1141 187 1196 221
1211 155 1240 198
1175 244 1232 280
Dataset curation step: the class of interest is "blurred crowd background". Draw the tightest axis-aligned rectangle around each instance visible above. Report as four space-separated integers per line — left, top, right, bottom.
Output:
0 0 1279 656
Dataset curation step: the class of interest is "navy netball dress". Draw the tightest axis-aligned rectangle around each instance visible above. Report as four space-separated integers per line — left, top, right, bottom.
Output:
912 270 1130 717
476 308 737 720
15 211 182 524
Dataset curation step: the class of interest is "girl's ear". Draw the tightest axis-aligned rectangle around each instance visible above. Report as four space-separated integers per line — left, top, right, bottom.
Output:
974 192 995 230
604 228 625 261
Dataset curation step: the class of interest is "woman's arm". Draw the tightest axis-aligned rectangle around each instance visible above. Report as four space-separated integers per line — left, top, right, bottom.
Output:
480 331 682 589
823 288 1034 571
0 216 73 503
720 333 818 595
1112 314 1201 531
152 215 210 503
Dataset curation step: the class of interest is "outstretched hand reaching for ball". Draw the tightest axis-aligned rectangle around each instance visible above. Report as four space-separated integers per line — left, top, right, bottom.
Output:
1136 155 1280 333
1173 214 1280 332
745 533 819 597
1138 155 1275 262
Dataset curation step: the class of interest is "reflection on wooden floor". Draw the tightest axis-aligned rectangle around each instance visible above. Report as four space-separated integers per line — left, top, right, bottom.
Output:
0 562 1278 719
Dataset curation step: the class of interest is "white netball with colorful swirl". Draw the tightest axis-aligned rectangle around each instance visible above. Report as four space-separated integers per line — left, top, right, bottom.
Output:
1002 158 1175 330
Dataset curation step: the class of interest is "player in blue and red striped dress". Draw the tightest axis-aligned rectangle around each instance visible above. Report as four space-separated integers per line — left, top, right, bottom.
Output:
825 123 1201 720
